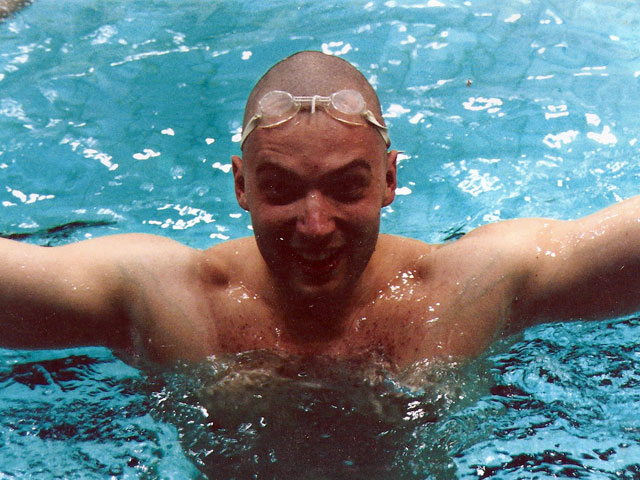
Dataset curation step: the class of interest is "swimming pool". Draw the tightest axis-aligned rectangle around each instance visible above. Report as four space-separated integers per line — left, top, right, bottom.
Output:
1 0 639 477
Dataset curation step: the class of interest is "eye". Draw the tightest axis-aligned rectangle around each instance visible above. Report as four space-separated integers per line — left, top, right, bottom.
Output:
258 178 302 205
325 175 370 203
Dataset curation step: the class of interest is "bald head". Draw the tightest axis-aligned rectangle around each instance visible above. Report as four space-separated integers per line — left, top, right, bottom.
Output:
242 51 385 129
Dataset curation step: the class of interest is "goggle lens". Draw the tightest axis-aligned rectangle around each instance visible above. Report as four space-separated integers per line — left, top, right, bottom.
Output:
259 91 300 126
330 89 366 116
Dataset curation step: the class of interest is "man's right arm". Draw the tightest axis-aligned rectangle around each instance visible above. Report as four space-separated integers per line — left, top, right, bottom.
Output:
0 234 182 353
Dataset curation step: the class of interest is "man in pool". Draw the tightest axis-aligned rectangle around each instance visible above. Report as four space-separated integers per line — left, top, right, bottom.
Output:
1 50 639 367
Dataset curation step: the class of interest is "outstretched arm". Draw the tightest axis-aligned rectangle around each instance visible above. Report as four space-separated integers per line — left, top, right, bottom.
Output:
0 235 132 351
509 195 640 329
0 233 196 354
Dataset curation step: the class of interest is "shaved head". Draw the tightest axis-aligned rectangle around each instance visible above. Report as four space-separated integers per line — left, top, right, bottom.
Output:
242 51 385 129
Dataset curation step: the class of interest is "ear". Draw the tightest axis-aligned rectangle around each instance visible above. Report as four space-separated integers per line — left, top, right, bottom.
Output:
232 155 249 211
382 149 398 207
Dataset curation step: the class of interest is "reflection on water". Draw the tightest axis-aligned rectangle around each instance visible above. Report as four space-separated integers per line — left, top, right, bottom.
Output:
146 349 494 479
0 348 199 478
1 318 640 479
458 317 640 479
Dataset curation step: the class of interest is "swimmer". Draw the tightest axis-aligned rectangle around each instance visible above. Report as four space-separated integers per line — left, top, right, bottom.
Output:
1 51 639 368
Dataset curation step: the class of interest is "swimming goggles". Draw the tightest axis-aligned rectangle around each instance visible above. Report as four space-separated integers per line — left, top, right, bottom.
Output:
240 89 391 149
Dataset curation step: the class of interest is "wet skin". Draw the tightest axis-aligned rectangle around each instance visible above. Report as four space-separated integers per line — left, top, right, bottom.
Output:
233 111 397 313
127 112 640 366
2 107 640 368
191 113 518 363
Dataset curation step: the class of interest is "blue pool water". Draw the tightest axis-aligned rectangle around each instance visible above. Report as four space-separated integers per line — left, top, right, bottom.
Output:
1 0 640 478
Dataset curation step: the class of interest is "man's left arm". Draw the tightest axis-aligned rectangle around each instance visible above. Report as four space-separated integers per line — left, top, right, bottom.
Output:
508 195 640 329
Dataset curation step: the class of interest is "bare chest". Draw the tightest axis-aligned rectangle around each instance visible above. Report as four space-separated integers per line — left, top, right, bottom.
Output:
195 273 513 367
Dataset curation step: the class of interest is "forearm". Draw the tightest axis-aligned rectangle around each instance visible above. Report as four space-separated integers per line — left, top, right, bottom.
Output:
519 195 640 324
0 304 129 350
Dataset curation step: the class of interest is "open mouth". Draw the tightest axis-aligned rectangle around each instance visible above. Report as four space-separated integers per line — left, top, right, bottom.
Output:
293 248 343 277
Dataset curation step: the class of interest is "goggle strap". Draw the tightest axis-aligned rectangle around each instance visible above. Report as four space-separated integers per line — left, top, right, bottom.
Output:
362 110 387 130
240 114 260 147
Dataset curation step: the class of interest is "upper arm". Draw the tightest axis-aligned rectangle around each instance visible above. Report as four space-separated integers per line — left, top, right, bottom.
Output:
0 233 192 352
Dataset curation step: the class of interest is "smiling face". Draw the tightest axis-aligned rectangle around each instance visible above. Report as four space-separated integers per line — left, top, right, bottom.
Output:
232 111 397 307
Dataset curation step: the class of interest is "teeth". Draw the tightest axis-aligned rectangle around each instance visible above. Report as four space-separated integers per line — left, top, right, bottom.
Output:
298 250 335 262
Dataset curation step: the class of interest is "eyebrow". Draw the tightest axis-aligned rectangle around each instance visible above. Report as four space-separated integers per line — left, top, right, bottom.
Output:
255 158 372 180
328 159 372 178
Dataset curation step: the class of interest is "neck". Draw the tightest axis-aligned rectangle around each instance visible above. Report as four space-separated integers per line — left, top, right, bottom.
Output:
266 284 362 346
253 247 376 347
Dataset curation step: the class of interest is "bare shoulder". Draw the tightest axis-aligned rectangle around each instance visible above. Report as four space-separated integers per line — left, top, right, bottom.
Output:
465 217 553 239
95 234 257 282
378 220 557 296
0 232 207 352
202 236 260 260
379 219 552 270
373 234 451 287
424 218 562 328
55 233 201 268
200 236 265 282
78 234 263 291
375 234 436 269
376 234 437 256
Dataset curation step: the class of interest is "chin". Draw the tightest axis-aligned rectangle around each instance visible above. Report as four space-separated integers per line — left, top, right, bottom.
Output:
286 273 355 310
266 247 370 308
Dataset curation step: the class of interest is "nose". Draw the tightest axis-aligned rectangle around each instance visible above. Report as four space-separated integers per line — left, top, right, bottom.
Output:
296 190 336 239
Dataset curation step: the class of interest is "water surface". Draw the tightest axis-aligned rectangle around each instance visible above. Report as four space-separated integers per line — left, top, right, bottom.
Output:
1 0 640 478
